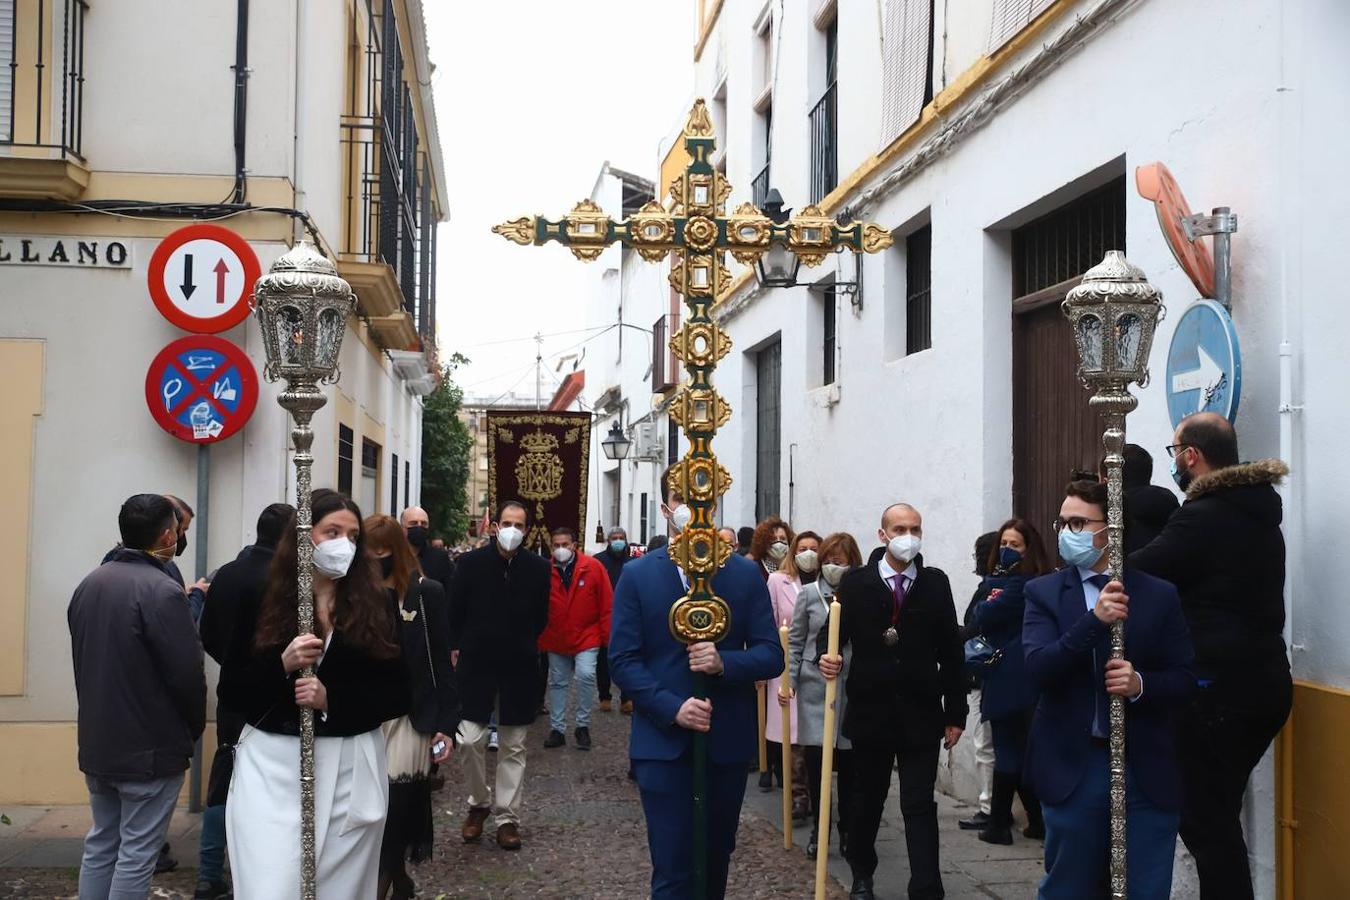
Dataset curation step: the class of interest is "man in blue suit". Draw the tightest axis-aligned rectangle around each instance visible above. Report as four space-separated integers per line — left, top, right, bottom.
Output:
1023 479 1194 899
609 470 783 899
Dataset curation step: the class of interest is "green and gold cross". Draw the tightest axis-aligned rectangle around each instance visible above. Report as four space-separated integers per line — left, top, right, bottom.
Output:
496 98 892 647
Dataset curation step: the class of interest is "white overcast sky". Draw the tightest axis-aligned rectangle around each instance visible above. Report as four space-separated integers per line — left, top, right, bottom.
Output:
423 2 696 402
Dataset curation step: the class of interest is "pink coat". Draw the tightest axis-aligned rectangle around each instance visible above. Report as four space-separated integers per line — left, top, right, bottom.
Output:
764 572 799 744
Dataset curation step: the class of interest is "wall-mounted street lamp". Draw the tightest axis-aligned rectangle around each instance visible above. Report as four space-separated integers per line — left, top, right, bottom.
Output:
600 420 633 461
752 188 869 299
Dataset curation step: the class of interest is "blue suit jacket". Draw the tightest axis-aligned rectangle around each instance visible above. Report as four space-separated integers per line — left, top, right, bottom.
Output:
1022 567 1194 810
609 546 783 765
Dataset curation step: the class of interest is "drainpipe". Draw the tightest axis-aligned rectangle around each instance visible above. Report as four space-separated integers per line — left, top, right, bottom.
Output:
291 0 307 241
229 0 249 204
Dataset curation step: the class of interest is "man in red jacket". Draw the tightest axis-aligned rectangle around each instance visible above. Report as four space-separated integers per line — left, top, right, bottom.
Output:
539 526 613 751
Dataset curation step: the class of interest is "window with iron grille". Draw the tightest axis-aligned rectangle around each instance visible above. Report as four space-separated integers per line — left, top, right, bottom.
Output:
755 340 782 520
338 425 355 497
404 459 411 510
667 416 680 465
652 314 671 392
905 225 932 355
639 492 649 545
809 18 838 204
1013 179 1126 297
1 0 86 157
822 287 837 385
390 452 399 516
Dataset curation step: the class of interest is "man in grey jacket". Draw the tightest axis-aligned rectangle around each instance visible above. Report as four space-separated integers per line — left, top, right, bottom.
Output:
69 493 206 899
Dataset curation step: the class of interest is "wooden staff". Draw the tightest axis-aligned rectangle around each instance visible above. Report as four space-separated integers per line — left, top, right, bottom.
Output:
757 682 768 773
778 621 793 850
814 599 842 900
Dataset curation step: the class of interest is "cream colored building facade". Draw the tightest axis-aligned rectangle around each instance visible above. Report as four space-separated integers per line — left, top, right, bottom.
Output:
0 0 445 803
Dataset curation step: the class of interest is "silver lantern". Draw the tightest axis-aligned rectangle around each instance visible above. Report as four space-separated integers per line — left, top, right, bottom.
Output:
1061 250 1165 900
251 242 356 900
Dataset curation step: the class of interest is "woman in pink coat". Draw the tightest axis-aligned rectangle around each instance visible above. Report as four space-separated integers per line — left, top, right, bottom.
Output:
764 530 821 821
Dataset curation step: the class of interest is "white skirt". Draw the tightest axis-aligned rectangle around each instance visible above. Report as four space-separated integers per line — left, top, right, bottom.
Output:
227 725 389 899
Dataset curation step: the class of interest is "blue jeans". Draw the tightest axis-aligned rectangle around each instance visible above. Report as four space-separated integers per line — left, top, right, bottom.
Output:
79 773 183 900
1039 747 1179 899
547 647 599 733
197 804 227 882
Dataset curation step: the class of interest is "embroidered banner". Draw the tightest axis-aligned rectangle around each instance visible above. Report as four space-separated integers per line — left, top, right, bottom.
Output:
486 410 591 553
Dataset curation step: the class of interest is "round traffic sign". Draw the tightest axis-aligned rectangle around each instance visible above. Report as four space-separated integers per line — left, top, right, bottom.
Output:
1136 162 1216 300
1165 299 1242 429
144 335 259 443
148 224 261 333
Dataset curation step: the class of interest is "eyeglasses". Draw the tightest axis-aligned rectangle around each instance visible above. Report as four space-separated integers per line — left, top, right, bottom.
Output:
1164 443 1192 459
1052 516 1107 534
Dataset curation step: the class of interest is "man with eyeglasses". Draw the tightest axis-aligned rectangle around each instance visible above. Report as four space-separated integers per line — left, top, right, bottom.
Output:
1022 480 1194 899
1130 412 1292 900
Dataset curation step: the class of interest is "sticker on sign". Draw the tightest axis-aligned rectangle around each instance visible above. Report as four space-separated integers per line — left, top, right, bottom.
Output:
148 224 261 333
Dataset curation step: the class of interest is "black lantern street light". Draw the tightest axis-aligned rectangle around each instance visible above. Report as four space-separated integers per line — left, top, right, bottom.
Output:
753 189 802 289
600 420 632 461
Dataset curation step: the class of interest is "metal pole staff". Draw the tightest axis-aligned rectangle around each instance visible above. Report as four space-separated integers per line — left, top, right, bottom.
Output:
779 621 793 850
814 599 841 900
1062 251 1165 899
188 443 210 813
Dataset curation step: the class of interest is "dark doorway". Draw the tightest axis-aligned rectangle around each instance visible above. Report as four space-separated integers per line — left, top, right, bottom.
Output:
1011 179 1126 541
755 339 783 522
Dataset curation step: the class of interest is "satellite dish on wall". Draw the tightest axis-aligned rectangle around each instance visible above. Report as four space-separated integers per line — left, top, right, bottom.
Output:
1136 162 1216 299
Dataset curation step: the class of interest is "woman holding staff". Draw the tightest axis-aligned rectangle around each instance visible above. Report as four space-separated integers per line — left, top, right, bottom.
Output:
789 533 861 858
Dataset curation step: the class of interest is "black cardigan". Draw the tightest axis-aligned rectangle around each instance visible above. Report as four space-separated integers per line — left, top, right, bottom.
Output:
217 590 410 738
400 576 460 738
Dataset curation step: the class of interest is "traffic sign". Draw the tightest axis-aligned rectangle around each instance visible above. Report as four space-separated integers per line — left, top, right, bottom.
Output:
1165 299 1242 429
148 224 260 333
144 335 259 443
1137 162 1216 300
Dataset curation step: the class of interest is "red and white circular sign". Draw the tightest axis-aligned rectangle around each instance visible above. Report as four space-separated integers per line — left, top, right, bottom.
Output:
144 335 259 444
148 224 261 333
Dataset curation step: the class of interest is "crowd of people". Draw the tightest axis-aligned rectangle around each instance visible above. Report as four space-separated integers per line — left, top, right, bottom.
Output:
66 411 1291 900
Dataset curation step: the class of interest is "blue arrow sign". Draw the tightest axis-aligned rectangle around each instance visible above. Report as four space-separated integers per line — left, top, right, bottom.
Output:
1165 299 1242 429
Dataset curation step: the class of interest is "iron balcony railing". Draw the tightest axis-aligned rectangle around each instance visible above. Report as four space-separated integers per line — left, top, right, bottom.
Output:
751 162 770 209
2 0 87 159
808 80 837 204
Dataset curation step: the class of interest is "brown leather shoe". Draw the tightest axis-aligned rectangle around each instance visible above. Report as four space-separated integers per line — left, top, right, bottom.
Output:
496 822 522 851
461 806 490 843
620 700 634 715
599 699 612 712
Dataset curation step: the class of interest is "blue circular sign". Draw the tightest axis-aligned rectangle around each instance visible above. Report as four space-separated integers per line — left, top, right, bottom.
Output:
144 335 259 443
1165 299 1241 429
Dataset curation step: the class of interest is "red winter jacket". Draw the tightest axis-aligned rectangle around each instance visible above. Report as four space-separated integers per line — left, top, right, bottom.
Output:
538 552 613 656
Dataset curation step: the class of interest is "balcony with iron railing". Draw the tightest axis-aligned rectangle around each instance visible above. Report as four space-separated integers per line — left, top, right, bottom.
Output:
809 80 837 204
0 0 89 199
751 162 770 209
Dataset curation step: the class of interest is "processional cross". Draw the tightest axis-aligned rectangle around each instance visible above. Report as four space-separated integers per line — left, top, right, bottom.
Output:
495 99 892 895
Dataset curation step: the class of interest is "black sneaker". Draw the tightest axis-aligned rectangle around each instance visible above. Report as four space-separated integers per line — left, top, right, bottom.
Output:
154 843 177 874
958 811 990 830
193 878 232 900
574 727 592 751
543 729 566 749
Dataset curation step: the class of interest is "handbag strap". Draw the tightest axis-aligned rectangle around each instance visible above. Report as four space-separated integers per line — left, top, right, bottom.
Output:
412 576 436 689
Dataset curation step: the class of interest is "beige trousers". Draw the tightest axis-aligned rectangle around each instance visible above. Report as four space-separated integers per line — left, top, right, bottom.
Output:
458 720 529 826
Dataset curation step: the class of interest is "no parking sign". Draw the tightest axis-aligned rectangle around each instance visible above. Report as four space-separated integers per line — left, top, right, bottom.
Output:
144 335 258 443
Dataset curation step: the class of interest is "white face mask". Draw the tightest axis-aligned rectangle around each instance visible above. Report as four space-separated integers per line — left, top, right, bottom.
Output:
794 550 819 574
313 537 356 580
669 504 693 532
887 533 922 565
768 540 790 561
497 525 524 553
552 546 574 565
821 563 849 588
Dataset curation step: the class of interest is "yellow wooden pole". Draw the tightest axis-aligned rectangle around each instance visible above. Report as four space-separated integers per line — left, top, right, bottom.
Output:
814 600 842 900
757 683 768 773
779 621 793 850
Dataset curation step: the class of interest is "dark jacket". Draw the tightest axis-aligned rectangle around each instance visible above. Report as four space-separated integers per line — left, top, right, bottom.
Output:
448 539 551 726
216 589 409 737
198 542 276 746
417 542 455 587
1022 567 1194 809
971 570 1035 721
1129 459 1290 691
608 547 783 764
69 549 206 780
837 549 968 749
399 577 460 738
1123 484 1180 555
596 545 633 594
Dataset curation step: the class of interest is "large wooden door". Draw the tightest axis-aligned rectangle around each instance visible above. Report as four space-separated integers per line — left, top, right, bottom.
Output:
755 340 782 521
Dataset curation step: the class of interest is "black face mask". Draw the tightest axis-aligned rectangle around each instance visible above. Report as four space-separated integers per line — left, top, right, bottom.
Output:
406 526 429 548
379 555 395 579
175 534 188 557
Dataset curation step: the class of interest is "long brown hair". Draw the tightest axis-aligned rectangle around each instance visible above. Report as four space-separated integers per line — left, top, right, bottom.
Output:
254 490 398 658
778 530 822 580
986 517 1053 577
749 516 794 562
363 514 420 597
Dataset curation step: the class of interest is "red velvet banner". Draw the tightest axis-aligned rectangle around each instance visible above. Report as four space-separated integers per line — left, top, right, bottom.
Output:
486 410 591 553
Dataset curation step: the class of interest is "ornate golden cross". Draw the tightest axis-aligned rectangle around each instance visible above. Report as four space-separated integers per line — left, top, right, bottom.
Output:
496 99 892 645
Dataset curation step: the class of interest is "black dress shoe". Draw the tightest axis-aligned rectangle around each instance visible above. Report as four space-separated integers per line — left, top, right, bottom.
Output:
805 826 818 858
1023 821 1046 840
543 729 565 749
758 770 773 792
849 875 875 900
192 879 231 900
978 823 1014 845
154 843 177 874
958 811 990 830
574 726 591 750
